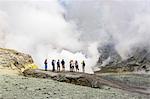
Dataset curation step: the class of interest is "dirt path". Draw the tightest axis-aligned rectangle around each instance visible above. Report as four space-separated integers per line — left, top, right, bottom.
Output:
96 76 150 95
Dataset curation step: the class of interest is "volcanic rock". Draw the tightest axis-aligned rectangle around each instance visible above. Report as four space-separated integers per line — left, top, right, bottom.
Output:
0 48 36 75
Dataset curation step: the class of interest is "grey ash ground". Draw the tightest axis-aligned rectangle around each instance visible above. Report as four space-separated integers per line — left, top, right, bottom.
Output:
0 73 149 99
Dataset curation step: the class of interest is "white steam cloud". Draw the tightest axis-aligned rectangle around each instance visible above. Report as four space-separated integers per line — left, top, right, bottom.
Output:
62 0 150 59
0 0 98 73
0 0 150 73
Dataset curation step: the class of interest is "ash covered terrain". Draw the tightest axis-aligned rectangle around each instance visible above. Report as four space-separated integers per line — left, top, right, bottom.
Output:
0 48 150 99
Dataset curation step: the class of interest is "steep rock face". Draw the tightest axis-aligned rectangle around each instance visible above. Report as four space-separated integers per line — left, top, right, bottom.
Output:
97 43 121 66
0 48 36 75
95 46 150 73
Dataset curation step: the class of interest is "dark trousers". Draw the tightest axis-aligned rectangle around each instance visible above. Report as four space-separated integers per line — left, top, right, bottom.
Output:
45 64 47 71
52 65 55 72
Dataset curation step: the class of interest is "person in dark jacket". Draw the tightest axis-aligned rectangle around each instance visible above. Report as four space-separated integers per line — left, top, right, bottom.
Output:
57 60 60 72
75 60 79 72
52 60 55 72
69 60 73 72
81 60 85 73
44 59 48 71
61 59 65 71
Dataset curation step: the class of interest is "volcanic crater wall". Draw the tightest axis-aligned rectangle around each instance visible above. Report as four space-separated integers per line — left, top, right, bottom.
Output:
96 45 150 73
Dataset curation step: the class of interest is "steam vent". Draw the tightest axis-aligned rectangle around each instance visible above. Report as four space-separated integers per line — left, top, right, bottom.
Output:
95 45 150 73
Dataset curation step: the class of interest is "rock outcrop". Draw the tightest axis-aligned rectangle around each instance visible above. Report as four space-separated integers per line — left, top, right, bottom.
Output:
23 69 150 95
0 48 37 75
23 69 102 88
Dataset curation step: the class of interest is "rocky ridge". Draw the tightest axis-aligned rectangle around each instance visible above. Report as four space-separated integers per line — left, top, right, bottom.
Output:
96 45 150 73
0 48 37 75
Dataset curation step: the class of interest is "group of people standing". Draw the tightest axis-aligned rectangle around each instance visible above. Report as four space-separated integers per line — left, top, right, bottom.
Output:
44 59 86 73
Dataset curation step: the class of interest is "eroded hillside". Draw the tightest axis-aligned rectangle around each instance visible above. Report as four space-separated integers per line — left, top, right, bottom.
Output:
0 48 37 75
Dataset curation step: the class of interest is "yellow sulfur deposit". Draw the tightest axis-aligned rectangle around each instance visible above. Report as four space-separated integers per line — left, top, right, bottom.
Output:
25 63 38 70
